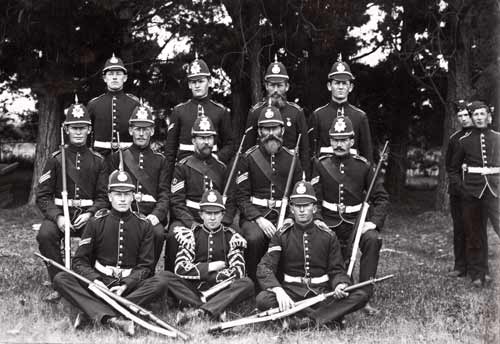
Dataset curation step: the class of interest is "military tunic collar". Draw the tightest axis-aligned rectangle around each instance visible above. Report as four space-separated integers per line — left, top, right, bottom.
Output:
66 144 88 154
106 89 125 96
130 144 151 154
201 224 223 235
110 208 133 220
294 221 315 233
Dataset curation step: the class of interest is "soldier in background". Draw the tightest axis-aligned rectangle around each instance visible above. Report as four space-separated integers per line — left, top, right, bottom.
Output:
106 104 168 269
309 54 373 163
255 180 368 330
164 188 253 325
243 55 310 176
165 115 233 272
311 116 389 315
165 54 235 185
236 104 303 283
88 54 140 156
445 100 473 278
36 98 108 301
52 169 169 336
449 101 499 287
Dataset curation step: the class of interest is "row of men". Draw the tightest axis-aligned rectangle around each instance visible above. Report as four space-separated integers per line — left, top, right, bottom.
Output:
445 100 499 288
86 53 374 181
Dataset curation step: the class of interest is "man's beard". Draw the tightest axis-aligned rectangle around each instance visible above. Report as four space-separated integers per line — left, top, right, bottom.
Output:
261 134 283 154
267 93 287 109
195 144 213 158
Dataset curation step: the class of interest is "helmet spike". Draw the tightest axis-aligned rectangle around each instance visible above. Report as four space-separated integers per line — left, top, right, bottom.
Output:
337 53 343 62
74 94 79 104
274 54 278 63
195 51 199 60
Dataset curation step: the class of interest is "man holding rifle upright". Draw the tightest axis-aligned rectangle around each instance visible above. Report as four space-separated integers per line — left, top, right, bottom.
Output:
52 169 170 337
36 98 108 302
311 116 389 315
236 104 303 283
255 180 368 330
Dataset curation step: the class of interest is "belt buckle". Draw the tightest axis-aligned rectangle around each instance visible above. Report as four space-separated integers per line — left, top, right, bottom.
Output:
112 268 122 279
338 203 345 214
267 199 276 208
301 277 311 285
134 192 143 202
111 142 119 150
72 199 81 207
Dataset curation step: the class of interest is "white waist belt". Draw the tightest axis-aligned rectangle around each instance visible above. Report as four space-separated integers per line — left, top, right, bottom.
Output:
467 166 500 175
93 140 132 149
186 199 200 209
320 147 358 155
284 274 329 284
134 193 156 203
95 260 131 278
179 143 218 152
55 198 93 207
251 197 282 208
322 200 362 213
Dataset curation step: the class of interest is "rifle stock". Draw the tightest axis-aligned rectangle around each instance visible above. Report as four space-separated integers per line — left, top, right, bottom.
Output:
34 253 189 340
347 141 389 277
60 126 72 269
208 274 394 333
277 133 302 229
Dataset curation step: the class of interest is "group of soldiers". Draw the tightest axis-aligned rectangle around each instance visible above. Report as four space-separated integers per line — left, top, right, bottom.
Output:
35 52 391 336
446 100 499 288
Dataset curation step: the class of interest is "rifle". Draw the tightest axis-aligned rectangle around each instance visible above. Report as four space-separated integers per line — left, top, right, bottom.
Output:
277 133 302 229
200 275 236 303
208 274 394 333
60 126 72 269
346 141 389 277
35 253 189 340
222 126 252 204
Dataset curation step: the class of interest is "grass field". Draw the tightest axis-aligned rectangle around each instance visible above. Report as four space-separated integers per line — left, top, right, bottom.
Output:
0 192 499 343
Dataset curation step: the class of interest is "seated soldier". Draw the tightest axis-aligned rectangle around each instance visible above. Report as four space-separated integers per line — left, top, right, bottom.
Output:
164 188 254 325
52 169 169 337
255 180 368 330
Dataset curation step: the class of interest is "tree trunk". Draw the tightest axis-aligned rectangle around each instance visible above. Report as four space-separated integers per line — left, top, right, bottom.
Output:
247 3 262 105
28 93 61 204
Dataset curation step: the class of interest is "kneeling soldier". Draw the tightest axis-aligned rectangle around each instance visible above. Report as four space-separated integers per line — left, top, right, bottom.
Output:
36 98 108 301
165 188 254 325
255 180 368 329
52 169 169 336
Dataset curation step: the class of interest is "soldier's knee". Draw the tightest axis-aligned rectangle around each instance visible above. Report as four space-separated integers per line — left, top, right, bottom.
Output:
52 271 71 288
361 230 382 250
36 221 60 244
255 290 275 310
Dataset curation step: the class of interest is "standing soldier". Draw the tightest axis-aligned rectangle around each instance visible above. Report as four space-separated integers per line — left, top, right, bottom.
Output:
255 180 368 330
36 98 108 301
445 100 473 278
165 115 233 271
309 54 373 162
243 55 310 176
165 54 235 184
236 104 303 283
164 188 254 325
106 104 168 269
311 116 389 315
88 53 140 156
52 169 170 336
450 101 499 287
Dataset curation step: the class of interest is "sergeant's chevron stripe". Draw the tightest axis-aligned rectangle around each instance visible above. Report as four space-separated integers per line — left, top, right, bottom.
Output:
79 238 91 246
171 180 185 193
39 171 51 184
236 172 248 184
267 245 281 253
311 176 319 185
168 123 175 131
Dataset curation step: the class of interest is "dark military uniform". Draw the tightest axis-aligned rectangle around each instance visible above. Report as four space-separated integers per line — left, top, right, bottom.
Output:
311 117 388 296
450 121 500 282
53 208 169 324
36 102 109 282
255 219 368 325
236 104 303 282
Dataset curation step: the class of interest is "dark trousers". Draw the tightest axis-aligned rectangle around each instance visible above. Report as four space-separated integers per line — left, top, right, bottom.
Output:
53 271 169 323
256 285 368 325
151 223 166 270
334 223 382 296
240 220 270 283
462 192 499 280
164 271 254 317
449 194 466 273
36 220 84 281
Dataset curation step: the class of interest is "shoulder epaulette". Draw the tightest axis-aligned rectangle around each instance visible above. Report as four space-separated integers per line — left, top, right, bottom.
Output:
458 131 472 141
133 211 148 221
449 130 462 140
173 100 190 109
286 101 303 111
153 150 166 158
209 99 229 111
223 226 236 234
347 103 367 115
244 145 259 156
177 155 190 165
250 101 266 112
89 148 104 160
318 154 331 161
317 224 334 236
126 93 140 102
211 154 227 168
88 93 105 104
94 209 110 218
352 154 369 165
278 222 293 234
491 129 500 135
281 147 294 156
313 103 329 114
51 150 61 158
